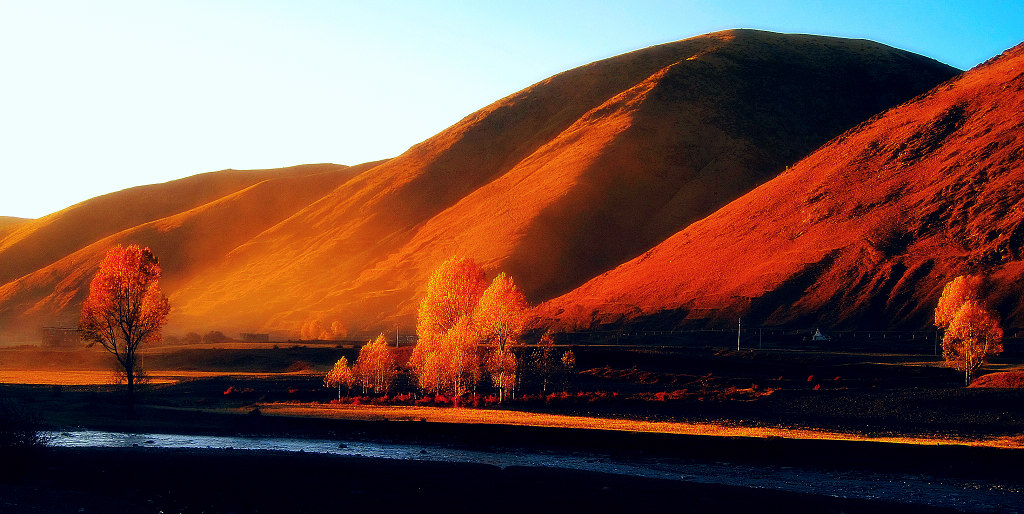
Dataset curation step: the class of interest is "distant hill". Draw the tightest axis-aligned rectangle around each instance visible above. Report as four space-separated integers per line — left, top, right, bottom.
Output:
0 30 959 341
0 163 374 340
0 216 30 240
538 41 1024 331
164 30 956 336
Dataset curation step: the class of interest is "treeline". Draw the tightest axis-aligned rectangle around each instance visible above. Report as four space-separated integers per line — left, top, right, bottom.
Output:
324 258 575 403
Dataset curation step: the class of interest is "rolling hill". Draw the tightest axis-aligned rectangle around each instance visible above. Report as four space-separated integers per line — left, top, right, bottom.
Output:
164 30 956 336
0 29 960 341
0 163 373 340
537 41 1024 332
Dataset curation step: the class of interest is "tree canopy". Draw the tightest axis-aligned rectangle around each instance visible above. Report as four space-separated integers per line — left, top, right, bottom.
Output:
79 245 170 407
934 275 1003 386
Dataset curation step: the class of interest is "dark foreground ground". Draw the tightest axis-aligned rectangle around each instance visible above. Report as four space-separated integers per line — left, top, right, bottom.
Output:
0 446 974 514
3 345 1024 512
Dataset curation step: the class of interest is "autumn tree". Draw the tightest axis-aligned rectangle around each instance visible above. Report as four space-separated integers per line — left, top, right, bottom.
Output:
355 334 396 394
202 330 231 344
560 349 576 392
476 273 528 401
412 258 486 394
300 316 348 341
79 245 170 409
934 275 984 328
943 300 1003 386
324 356 355 400
935 275 1003 386
419 317 480 397
486 347 518 401
533 331 558 395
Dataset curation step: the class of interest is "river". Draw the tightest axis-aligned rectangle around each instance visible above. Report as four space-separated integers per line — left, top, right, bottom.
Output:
44 430 1022 512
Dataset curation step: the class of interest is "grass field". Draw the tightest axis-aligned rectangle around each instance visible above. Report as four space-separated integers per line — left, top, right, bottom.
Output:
0 369 318 385
254 402 1024 449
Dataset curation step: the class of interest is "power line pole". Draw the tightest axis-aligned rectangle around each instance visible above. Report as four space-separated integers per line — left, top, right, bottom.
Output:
737 318 742 351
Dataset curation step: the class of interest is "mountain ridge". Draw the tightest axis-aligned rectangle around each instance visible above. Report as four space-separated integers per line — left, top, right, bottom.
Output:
537 40 1024 331
0 30 961 341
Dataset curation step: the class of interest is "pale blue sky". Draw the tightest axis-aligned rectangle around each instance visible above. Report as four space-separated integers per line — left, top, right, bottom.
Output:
1 0 1021 219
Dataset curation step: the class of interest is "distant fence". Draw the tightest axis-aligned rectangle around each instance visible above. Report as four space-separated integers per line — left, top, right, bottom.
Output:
548 327 1024 356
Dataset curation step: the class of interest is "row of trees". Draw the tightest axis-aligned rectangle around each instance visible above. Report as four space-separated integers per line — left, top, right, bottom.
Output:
411 258 529 400
323 334 396 398
323 331 578 400
324 258 577 401
74 244 1010 417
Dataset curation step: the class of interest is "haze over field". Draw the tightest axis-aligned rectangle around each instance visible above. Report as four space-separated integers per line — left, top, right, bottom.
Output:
0 30 961 341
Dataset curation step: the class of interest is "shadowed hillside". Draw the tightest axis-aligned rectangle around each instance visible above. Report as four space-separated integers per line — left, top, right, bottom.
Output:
538 41 1024 332
0 30 959 340
164 30 956 335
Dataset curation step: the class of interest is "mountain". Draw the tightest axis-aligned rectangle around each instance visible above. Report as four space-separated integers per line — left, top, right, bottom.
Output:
0 217 30 240
0 30 959 341
0 163 374 340
163 30 956 336
537 41 1024 332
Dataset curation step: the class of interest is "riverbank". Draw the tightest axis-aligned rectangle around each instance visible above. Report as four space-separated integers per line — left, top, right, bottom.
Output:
1 446 973 513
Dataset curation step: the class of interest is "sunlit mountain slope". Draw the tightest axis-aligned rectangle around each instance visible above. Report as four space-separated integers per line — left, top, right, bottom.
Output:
163 29 957 335
0 163 371 339
538 41 1024 331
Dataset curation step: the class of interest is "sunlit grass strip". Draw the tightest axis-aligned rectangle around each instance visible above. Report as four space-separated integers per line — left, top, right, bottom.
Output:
0 369 318 385
257 403 1024 450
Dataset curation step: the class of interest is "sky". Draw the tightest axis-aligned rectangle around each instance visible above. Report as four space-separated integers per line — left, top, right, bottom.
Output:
1 0 1022 219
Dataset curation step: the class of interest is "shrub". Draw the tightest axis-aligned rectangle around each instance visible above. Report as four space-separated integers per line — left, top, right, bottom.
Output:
0 401 46 462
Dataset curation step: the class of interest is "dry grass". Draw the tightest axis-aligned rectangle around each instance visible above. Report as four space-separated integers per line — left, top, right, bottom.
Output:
255 403 1024 449
0 369 317 386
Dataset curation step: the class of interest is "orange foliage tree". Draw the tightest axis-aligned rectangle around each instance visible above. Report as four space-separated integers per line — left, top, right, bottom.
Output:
355 334 396 394
79 245 170 408
934 275 1003 386
411 257 486 394
934 275 983 328
412 259 533 401
560 349 576 391
533 331 558 395
943 300 1003 386
476 272 528 400
486 347 518 400
324 356 355 400
300 316 348 341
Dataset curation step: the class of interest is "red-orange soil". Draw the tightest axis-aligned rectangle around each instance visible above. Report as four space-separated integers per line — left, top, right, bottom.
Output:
971 371 1024 388
0 30 958 341
538 41 1024 331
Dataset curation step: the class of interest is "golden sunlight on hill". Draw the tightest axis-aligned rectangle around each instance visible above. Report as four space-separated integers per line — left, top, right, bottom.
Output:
0 30 960 340
163 30 956 336
539 41 1024 331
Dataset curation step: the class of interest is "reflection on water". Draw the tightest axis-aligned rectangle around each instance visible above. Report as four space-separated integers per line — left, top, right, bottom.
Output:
45 430 1022 512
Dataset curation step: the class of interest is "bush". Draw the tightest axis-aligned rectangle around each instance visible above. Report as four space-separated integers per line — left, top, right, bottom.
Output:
0 401 46 463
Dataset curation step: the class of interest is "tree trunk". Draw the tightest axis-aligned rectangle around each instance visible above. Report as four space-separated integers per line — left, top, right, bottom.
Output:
125 365 136 414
